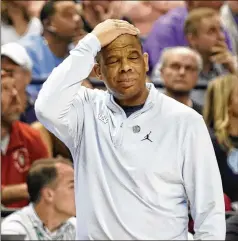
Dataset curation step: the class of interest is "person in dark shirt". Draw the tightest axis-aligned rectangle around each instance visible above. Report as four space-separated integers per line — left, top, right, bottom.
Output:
159 46 203 114
204 74 238 202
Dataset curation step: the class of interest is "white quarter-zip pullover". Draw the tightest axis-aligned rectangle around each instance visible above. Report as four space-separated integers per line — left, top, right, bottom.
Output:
35 33 226 240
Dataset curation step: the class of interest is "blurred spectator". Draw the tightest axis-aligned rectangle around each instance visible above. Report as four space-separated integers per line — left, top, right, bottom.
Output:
122 1 185 37
1 42 36 124
159 47 203 114
203 74 238 203
144 0 233 74
221 1 238 56
1 0 42 45
80 1 131 33
1 158 76 240
184 7 237 105
226 215 238 240
1 72 49 208
19 0 82 101
31 122 73 161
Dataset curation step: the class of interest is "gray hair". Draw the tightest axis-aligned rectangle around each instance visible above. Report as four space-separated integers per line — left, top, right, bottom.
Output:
158 46 203 72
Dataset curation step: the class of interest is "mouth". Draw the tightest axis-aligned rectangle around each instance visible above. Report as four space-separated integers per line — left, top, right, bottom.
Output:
174 79 186 84
117 79 135 88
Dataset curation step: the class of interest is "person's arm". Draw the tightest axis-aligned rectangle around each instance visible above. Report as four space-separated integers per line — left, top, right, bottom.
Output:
35 20 139 147
1 184 29 205
31 121 53 157
182 115 226 240
35 33 101 146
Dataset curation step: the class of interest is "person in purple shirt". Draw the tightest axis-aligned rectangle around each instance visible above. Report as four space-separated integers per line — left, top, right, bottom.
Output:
143 0 233 74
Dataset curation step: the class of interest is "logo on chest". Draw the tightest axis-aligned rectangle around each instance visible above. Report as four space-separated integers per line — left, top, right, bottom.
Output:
98 113 108 124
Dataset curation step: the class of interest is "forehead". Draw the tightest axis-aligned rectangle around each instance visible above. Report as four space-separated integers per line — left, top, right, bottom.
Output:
1 56 19 68
196 1 224 9
166 52 198 65
199 15 221 28
55 1 76 12
56 163 74 182
103 34 142 54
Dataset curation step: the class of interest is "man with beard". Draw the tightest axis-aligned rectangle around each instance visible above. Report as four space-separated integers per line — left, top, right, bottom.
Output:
159 46 203 114
19 0 82 101
1 71 49 208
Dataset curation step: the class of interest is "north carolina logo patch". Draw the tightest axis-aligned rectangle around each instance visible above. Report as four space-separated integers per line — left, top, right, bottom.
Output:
98 113 108 124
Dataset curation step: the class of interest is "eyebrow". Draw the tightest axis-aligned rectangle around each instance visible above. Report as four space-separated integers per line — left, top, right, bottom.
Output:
106 49 140 58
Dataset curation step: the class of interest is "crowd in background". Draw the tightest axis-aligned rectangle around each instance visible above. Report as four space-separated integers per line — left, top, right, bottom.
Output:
1 0 238 240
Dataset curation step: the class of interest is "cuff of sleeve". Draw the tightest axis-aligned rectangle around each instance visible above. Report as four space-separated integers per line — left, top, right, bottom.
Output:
74 33 101 57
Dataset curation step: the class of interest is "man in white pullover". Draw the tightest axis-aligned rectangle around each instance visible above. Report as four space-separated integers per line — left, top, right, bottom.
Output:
35 19 225 240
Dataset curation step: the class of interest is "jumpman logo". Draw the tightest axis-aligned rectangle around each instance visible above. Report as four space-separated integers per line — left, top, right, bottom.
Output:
141 131 153 142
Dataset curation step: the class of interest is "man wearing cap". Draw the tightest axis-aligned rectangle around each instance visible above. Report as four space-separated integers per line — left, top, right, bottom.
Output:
1 68 49 208
1 42 36 123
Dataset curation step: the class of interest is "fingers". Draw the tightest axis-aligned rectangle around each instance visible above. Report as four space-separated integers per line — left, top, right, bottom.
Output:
215 41 227 49
112 19 140 35
211 46 227 54
210 53 229 64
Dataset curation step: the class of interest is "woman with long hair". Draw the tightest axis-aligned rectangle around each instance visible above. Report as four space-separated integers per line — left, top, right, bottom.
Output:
1 1 43 45
203 74 238 203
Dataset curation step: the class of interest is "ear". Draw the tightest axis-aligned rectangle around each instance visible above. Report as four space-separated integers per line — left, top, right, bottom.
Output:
44 18 56 32
93 63 103 80
186 33 197 49
143 52 149 73
160 66 165 77
25 71 32 85
41 187 54 203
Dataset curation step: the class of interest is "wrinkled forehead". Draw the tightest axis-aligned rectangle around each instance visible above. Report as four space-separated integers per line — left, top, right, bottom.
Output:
102 34 142 55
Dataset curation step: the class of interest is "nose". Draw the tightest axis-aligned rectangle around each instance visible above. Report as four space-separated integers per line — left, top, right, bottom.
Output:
178 66 185 75
120 58 132 73
218 30 225 41
73 13 81 24
12 87 18 97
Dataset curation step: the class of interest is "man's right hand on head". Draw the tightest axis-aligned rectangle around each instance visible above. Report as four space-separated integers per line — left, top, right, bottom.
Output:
91 19 140 48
